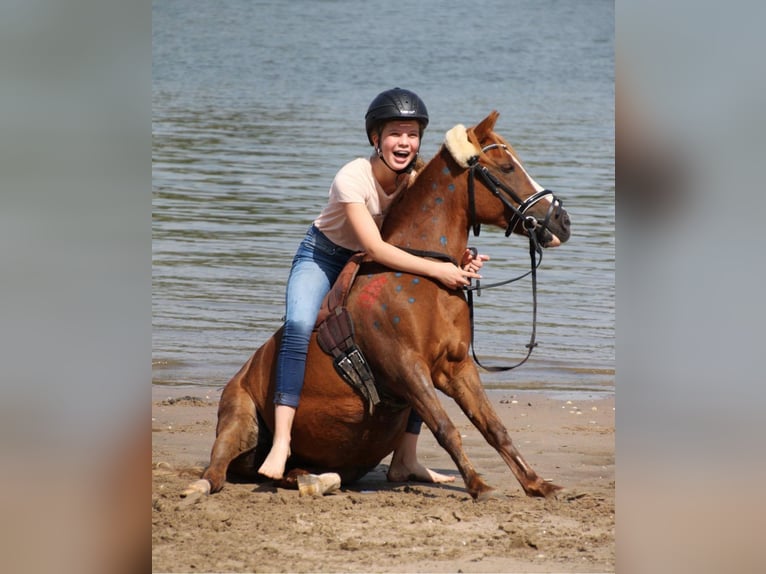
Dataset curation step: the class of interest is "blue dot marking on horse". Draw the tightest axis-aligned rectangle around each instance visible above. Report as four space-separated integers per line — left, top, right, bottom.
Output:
408 297 415 304
442 167 450 175
394 272 402 277
373 320 381 330
392 316 400 325
381 303 387 311
395 285 403 292
435 197 444 205
412 278 420 284
448 183 455 192
440 236 447 247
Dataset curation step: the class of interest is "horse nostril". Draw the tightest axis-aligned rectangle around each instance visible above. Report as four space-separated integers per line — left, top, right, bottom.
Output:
561 212 571 228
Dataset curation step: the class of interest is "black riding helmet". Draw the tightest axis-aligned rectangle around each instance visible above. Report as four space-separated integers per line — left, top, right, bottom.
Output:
365 88 429 175
365 87 429 146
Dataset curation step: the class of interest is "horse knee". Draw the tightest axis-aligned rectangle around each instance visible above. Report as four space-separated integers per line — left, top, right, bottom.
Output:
431 419 462 449
486 421 512 448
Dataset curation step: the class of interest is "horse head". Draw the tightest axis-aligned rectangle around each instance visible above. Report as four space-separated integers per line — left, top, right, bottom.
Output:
444 111 571 248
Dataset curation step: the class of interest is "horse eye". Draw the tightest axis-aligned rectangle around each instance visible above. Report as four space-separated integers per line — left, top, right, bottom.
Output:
500 163 515 173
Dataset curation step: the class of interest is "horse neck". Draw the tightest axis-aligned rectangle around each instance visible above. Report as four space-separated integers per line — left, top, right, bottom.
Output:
381 147 470 261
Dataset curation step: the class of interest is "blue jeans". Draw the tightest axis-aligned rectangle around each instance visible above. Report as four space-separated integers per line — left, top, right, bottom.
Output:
274 224 422 435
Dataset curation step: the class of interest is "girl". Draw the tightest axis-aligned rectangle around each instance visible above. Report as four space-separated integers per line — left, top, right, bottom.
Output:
259 87 488 482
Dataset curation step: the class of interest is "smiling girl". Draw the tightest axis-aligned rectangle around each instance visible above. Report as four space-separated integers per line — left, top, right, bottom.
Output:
258 88 488 482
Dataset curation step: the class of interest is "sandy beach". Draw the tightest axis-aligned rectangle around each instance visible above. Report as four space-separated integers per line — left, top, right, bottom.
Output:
152 385 614 573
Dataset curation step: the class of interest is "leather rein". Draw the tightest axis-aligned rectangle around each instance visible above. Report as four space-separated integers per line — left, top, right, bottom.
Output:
404 142 564 372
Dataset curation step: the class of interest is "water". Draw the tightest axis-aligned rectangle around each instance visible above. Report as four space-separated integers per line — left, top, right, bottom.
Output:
152 0 614 397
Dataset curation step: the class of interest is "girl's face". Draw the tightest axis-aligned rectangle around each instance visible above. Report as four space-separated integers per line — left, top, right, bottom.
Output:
374 120 421 172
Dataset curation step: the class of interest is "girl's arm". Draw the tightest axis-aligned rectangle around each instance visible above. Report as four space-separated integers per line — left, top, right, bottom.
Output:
342 203 479 289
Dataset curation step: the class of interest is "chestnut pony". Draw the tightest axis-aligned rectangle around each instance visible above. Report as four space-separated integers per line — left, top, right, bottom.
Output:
193 111 571 501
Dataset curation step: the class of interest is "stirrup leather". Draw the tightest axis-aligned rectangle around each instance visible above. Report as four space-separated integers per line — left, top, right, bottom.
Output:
316 307 379 414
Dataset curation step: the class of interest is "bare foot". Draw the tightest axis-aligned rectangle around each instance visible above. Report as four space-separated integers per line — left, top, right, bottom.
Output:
386 461 456 484
257 442 290 480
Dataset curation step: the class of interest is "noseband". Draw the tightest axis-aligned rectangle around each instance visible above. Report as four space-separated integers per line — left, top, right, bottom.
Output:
466 143 564 239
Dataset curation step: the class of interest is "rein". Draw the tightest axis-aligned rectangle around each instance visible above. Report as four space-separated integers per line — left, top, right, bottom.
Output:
463 228 543 372
398 247 459 266
395 141 562 372
399 220 544 373
463 142 562 371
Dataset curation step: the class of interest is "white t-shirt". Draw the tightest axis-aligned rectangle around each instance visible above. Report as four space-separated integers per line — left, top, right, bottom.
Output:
314 156 411 252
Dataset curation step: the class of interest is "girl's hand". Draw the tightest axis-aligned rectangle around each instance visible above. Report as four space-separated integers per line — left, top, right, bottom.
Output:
460 248 490 274
432 261 481 289
433 249 491 289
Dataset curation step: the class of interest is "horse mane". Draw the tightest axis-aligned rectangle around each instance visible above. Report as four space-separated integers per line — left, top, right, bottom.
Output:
384 148 433 218
407 123 478 190
444 124 479 167
412 155 427 174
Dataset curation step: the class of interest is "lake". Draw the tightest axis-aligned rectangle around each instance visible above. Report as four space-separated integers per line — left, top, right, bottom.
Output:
152 0 614 398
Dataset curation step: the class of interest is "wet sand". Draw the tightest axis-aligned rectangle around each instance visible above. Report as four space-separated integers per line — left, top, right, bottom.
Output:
152 385 614 573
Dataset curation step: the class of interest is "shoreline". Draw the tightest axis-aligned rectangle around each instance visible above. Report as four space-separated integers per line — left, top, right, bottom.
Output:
152 381 614 405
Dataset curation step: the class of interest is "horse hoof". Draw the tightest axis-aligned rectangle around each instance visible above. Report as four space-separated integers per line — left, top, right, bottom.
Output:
297 473 341 497
473 487 496 502
181 478 211 498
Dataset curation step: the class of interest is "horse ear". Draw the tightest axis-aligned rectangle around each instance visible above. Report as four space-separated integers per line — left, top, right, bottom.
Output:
473 111 500 139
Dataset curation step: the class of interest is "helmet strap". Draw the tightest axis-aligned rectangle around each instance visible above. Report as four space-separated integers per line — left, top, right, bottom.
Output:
374 126 421 175
375 146 417 175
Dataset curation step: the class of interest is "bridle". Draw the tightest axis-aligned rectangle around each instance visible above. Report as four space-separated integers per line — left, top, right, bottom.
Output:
398 138 566 372
466 142 564 239
462 142 565 372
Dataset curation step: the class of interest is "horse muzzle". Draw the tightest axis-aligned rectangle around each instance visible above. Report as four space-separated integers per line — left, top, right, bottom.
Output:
542 232 562 248
526 200 571 248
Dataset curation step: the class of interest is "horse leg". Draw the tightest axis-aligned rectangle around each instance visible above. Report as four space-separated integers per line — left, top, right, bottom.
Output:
443 364 563 498
186 377 258 496
396 361 495 501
